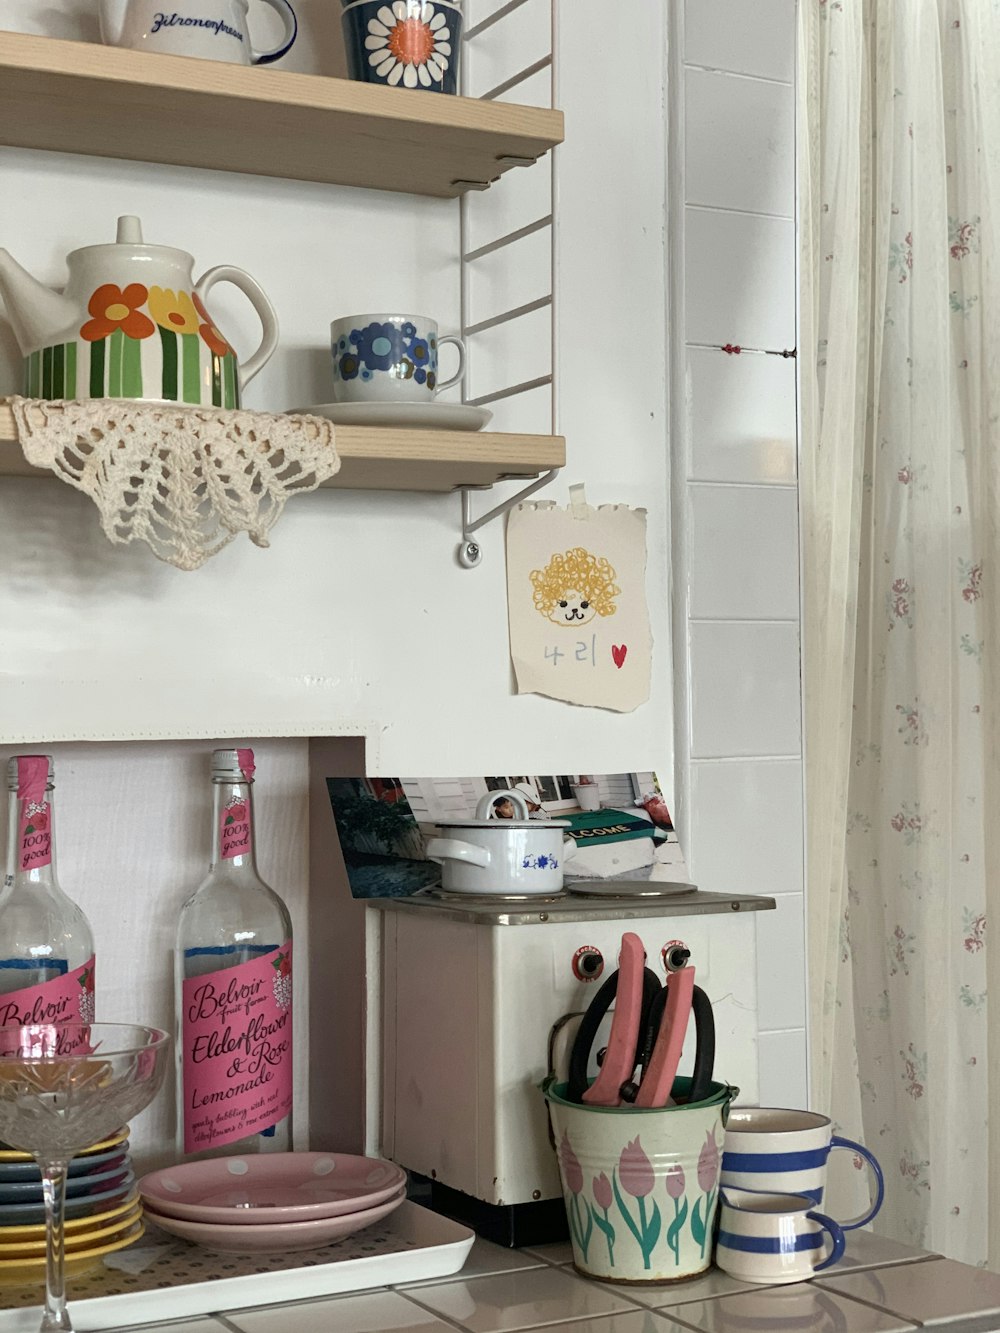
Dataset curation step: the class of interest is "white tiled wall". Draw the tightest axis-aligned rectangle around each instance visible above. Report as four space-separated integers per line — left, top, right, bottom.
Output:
673 0 807 1108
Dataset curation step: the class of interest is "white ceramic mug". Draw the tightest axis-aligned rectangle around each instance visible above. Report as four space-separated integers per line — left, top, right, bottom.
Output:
330 313 465 405
721 1107 884 1230
98 0 298 65
716 1188 846 1286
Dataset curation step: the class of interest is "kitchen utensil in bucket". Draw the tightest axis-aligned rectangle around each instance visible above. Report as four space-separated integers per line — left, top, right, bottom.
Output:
543 1076 737 1283
566 932 716 1108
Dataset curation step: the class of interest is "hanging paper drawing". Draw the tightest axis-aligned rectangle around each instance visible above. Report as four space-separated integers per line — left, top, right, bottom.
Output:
506 499 652 712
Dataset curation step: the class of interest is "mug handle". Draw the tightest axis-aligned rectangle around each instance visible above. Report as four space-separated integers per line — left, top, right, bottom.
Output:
435 335 466 393
808 1210 846 1272
249 0 298 64
830 1135 885 1230
194 266 280 390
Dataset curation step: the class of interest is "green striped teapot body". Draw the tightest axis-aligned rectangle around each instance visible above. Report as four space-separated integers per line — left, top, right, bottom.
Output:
1 215 278 408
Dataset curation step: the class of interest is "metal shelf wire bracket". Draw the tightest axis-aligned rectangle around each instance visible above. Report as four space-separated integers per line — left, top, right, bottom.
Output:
457 469 559 568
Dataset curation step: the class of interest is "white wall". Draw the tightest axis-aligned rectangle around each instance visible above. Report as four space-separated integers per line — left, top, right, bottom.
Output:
0 0 672 784
670 0 807 1109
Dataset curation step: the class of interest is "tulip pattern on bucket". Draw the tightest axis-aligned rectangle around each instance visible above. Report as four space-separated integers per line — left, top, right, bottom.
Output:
556 1125 724 1277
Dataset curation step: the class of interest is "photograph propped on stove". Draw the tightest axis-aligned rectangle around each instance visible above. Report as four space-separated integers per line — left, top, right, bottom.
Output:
326 772 688 899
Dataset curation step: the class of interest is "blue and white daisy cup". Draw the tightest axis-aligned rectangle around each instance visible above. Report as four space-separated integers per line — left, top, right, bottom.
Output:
716 1188 846 1285
721 1107 885 1230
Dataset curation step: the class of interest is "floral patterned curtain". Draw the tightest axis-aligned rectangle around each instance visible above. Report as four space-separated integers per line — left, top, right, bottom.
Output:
799 0 1000 1263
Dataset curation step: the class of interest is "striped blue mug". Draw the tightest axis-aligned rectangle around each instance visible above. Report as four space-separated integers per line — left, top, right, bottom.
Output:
716 1188 846 1285
721 1107 884 1230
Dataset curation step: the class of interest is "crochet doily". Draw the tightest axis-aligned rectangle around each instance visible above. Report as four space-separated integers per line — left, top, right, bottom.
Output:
10 398 340 571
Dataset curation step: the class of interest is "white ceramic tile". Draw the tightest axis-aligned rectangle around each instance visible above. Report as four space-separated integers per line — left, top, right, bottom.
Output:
605 1266 759 1311
684 0 795 83
685 71 794 217
399 1236 547 1286
688 484 799 621
834 1229 938 1274
113 1323 228 1332
754 893 806 1032
757 1028 809 1108
688 623 801 759
662 1282 918 1332
409 1265 639 1331
819 1257 1000 1326
224 1289 454 1332
530 1315 689 1332
520 1240 575 1265
689 759 803 897
686 346 796 485
685 209 795 352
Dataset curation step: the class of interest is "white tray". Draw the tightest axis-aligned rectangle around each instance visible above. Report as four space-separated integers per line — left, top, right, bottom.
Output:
0 1202 474 1330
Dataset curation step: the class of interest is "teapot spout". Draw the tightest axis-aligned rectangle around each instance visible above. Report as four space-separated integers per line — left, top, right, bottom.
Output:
0 250 78 356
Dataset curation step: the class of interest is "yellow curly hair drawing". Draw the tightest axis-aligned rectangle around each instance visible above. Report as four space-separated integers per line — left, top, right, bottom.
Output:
530 547 621 627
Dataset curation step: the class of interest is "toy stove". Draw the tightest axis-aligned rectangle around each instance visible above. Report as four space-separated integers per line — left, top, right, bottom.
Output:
369 884 774 1245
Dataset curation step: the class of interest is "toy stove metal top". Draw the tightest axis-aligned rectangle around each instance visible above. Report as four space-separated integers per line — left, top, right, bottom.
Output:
368 876 776 926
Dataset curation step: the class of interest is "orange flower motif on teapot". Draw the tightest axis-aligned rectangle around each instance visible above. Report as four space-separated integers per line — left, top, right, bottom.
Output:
148 287 200 336
80 283 155 341
193 293 232 357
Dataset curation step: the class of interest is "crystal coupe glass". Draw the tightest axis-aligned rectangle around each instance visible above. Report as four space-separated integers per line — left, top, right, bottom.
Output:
0 1024 170 1332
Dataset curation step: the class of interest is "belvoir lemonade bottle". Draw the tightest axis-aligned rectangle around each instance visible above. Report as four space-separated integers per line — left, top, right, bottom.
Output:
175 748 293 1157
0 755 96 1050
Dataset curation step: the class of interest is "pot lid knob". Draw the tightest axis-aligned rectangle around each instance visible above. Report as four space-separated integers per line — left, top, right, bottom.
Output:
116 215 144 244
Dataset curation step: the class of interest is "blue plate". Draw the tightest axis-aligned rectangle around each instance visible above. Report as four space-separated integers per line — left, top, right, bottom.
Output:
0 1145 129 1184
0 1172 135 1226
0 1159 130 1204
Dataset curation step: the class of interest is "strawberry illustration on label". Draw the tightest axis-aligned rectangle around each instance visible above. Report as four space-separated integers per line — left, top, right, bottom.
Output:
271 951 292 1011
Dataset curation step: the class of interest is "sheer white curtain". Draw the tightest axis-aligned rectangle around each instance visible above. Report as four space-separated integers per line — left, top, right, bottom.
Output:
800 0 1000 1263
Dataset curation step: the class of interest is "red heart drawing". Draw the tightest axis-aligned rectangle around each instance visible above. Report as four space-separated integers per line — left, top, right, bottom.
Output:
612 644 628 669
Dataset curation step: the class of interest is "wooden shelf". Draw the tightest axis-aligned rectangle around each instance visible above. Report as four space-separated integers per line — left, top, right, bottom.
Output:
0 32 563 197
0 402 564 493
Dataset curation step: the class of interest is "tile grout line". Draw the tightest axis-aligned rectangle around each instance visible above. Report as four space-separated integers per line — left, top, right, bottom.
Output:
685 202 794 224
392 1286 476 1330
811 1280 928 1328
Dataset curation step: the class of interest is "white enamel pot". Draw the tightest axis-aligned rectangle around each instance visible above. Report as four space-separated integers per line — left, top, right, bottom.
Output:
425 789 577 895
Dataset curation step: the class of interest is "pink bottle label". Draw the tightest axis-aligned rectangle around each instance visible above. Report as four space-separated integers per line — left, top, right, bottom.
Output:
182 940 293 1154
219 796 252 861
0 957 96 1054
18 800 52 872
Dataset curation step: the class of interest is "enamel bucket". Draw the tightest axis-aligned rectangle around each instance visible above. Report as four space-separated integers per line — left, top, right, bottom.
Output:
543 1077 736 1284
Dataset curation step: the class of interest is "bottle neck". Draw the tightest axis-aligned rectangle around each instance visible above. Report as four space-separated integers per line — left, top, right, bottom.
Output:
4 783 57 891
209 779 259 874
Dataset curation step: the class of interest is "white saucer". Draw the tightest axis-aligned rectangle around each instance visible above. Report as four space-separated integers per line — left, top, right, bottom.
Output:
291 401 493 432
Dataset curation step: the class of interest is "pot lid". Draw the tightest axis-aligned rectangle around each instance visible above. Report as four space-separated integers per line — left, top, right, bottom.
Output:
434 818 571 830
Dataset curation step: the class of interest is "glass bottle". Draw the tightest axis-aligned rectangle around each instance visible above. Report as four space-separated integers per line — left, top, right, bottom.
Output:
175 748 293 1158
0 755 96 1039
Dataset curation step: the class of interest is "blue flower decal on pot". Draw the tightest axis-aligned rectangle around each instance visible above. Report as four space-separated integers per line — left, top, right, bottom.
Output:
522 853 558 870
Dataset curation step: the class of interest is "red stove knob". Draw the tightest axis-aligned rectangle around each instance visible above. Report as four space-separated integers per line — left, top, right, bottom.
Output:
572 946 604 981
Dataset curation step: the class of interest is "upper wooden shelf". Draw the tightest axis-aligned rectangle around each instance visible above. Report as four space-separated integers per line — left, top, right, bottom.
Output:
0 401 565 493
0 32 563 197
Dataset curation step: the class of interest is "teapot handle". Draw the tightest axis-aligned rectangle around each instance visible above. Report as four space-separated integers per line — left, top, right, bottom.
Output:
194 266 279 391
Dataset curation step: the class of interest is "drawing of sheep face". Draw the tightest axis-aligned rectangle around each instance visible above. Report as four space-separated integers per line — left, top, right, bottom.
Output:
530 548 621 628
549 588 596 626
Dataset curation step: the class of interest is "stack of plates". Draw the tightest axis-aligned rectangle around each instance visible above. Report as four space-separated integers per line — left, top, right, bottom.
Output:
0 1128 143 1283
138 1151 407 1254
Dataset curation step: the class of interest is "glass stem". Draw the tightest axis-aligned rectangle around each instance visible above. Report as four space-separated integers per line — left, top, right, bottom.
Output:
39 1157 72 1331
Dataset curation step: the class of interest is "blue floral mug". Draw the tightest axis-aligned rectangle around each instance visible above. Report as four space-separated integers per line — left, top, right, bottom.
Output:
330 313 465 404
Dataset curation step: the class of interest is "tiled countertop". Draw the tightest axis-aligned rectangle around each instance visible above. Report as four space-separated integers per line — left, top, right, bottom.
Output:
102 1229 1000 1333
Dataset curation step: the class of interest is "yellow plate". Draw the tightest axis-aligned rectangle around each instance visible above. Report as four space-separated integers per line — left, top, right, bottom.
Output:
0 1220 145 1284
0 1204 142 1257
0 1128 129 1164
0 1189 139 1242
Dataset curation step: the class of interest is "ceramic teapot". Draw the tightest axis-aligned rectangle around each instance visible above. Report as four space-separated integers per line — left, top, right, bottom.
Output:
0 216 278 407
